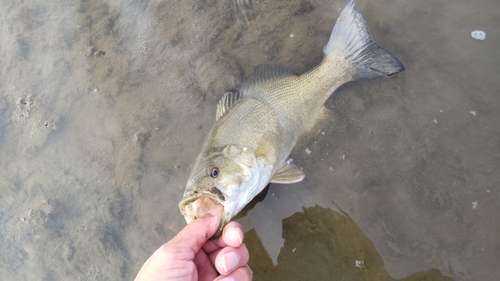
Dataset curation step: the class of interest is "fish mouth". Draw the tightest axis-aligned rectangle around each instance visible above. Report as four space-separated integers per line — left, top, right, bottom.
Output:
179 191 224 223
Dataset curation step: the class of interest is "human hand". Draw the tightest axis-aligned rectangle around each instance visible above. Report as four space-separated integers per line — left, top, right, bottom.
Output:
135 204 252 281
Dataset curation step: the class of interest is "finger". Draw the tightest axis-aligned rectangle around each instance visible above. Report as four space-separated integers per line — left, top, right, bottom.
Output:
203 221 244 253
168 204 223 259
209 244 250 275
194 250 217 281
214 265 253 281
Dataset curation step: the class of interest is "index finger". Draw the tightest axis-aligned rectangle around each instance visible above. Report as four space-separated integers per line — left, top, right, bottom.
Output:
203 221 244 253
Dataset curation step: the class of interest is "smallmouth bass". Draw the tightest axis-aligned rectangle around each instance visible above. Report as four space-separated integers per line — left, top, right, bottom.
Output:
179 0 404 236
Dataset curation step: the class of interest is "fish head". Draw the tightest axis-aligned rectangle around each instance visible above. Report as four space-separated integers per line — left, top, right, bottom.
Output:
179 145 260 237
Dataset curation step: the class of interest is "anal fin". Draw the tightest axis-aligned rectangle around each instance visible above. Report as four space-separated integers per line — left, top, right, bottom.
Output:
304 106 336 132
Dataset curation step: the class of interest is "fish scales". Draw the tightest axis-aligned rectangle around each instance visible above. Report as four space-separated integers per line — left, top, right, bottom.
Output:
209 98 282 163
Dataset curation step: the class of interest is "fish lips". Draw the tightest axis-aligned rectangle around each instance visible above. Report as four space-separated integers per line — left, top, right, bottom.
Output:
179 188 227 223
179 188 232 238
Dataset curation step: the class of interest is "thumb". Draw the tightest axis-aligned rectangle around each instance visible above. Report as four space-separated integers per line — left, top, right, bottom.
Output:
170 204 224 256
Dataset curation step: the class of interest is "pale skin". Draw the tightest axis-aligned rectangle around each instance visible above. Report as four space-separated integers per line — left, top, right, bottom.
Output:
135 205 252 281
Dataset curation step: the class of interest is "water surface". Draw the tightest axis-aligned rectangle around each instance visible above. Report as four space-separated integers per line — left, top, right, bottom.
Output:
0 0 498 280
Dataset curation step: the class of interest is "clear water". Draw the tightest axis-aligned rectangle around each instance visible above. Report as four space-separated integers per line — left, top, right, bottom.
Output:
1 0 498 280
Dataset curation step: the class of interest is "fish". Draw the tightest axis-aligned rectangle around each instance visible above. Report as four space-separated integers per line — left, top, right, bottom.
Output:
179 0 404 236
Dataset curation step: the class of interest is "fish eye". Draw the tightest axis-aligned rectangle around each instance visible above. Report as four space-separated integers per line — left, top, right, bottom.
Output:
209 166 219 178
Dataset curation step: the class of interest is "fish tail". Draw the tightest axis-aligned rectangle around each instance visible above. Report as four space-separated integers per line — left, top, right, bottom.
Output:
324 0 404 78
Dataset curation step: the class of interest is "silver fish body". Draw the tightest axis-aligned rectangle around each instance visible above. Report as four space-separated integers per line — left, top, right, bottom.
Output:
179 0 404 236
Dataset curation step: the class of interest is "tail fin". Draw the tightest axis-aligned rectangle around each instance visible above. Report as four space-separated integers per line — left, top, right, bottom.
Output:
324 0 404 78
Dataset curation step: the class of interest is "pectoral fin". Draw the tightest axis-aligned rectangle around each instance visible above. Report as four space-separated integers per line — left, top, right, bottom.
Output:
270 159 305 184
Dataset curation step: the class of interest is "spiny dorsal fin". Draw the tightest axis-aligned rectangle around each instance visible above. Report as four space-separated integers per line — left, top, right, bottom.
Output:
252 64 296 85
270 159 305 184
216 91 243 121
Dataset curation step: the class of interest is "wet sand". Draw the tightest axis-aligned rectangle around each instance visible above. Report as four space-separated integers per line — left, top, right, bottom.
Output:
0 0 498 280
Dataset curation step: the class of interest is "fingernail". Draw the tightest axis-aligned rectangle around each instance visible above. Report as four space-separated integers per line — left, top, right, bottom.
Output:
222 251 239 273
209 204 223 216
218 277 234 281
235 228 243 244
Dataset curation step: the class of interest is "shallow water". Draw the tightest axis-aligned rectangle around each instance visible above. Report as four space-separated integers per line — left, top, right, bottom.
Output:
0 0 498 280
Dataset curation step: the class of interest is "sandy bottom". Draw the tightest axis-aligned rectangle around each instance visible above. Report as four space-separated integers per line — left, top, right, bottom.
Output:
0 0 498 280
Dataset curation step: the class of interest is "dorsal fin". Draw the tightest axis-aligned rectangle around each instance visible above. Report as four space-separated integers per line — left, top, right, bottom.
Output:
251 64 296 84
216 91 243 121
